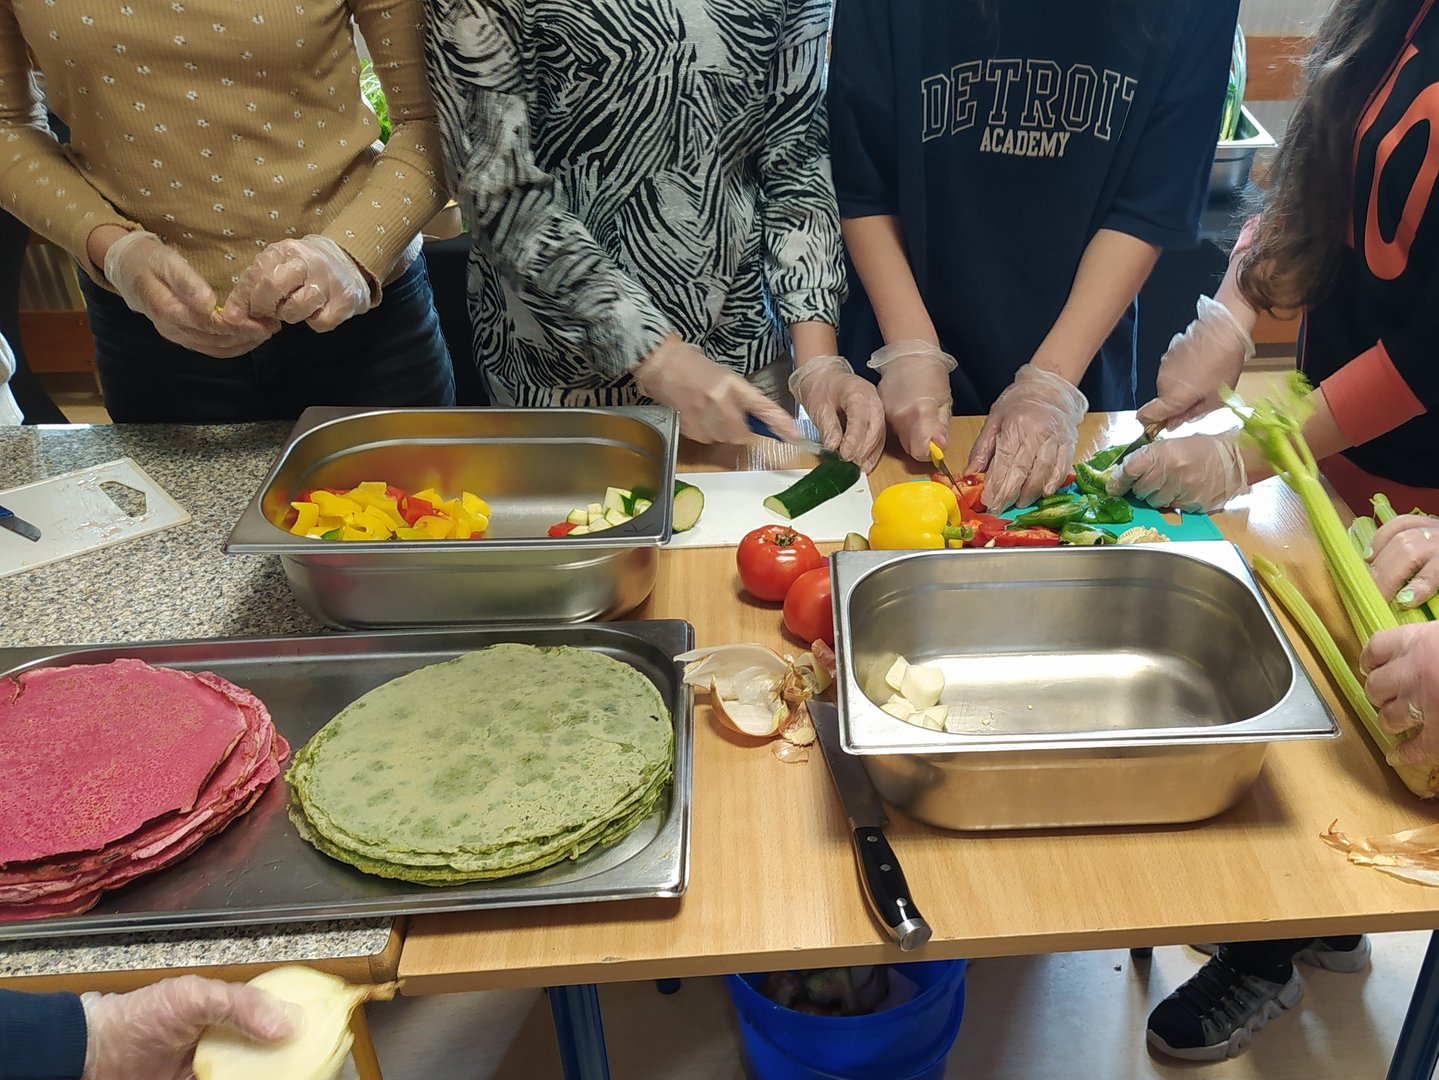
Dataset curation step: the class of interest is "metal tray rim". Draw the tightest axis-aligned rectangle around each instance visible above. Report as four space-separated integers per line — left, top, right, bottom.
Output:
0 620 694 940
830 542 1341 756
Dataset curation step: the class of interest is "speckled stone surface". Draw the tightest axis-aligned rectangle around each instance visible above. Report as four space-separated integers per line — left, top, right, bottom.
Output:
0 423 391 976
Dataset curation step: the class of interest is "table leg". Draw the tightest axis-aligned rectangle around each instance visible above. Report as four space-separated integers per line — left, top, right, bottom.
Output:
1388 930 1439 1080
348 1003 385 1080
547 984 611 1080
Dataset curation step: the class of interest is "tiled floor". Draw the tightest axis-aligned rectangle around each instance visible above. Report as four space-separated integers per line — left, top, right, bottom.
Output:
347 934 1435 1079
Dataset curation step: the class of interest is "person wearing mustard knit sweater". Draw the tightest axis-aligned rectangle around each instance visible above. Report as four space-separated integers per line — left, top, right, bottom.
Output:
0 1 454 422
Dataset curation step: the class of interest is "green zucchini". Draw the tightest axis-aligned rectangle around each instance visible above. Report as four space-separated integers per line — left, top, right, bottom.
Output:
843 532 870 551
672 479 704 533
763 457 861 520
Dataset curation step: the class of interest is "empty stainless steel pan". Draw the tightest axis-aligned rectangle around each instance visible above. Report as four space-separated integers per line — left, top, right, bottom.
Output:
226 406 677 628
830 543 1340 830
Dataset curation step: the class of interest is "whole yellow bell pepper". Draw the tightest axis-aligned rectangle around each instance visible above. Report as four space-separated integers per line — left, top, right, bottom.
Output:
868 482 974 550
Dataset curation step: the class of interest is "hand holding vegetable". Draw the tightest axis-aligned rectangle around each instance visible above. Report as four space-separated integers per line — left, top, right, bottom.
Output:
966 364 1087 512
634 335 802 446
788 356 886 472
81 974 293 1080
1369 515 1439 609
1107 430 1248 512
1362 622 1439 768
98 229 277 358
223 235 373 333
1137 296 1256 430
867 340 957 461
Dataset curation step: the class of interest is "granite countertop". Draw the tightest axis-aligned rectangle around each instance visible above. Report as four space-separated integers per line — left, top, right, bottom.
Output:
0 422 392 980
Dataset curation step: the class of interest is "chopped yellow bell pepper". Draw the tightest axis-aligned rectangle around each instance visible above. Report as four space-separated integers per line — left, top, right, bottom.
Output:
289 501 320 537
311 491 362 518
411 514 453 539
462 492 491 518
348 489 407 529
868 482 971 550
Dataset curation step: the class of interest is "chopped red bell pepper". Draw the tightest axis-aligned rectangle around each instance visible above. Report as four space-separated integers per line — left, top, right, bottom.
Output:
965 512 1011 548
399 496 436 527
547 521 578 537
930 471 987 512
384 484 408 502
993 526 1062 547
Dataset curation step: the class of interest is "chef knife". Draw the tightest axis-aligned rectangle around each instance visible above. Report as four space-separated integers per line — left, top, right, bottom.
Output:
746 415 831 458
0 504 40 542
1110 421 1164 468
808 698 932 952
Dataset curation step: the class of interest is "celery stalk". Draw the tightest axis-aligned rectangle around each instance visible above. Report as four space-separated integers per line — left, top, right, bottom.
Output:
1369 495 1438 623
1348 516 1377 557
1254 556 1437 798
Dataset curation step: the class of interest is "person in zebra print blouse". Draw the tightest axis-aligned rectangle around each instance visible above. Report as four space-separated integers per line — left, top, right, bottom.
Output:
424 0 886 469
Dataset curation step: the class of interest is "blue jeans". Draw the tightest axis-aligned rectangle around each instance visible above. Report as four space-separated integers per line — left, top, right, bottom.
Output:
81 257 455 423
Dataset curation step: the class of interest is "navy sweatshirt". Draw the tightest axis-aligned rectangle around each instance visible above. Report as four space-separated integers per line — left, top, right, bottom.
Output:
0 990 87 1079
829 0 1238 414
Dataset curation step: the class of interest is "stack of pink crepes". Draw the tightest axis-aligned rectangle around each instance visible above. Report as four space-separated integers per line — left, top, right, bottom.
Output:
0 658 287 921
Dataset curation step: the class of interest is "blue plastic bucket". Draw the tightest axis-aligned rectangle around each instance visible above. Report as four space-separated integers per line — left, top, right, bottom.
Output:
725 960 967 1080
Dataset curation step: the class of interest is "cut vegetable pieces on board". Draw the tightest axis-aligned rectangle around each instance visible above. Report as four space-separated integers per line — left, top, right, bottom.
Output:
764 457 862 520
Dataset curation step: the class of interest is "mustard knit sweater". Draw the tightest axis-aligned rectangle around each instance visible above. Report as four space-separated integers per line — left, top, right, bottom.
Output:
0 0 448 296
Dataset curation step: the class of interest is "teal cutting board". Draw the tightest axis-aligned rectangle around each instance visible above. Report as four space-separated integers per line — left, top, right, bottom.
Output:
1002 496 1225 542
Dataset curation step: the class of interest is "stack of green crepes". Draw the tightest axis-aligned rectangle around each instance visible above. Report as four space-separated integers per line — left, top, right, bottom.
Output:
287 644 673 884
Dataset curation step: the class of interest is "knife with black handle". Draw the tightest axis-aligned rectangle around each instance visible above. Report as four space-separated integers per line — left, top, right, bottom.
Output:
809 699 932 952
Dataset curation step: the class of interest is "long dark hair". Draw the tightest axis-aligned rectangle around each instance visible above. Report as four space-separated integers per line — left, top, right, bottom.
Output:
1238 1 1421 311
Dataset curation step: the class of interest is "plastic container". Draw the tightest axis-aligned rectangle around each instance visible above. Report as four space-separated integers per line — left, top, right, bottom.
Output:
725 961 967 1080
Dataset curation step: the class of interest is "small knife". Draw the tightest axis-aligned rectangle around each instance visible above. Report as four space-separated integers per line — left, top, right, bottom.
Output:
746 415 831 458
0 505 40 542
1110 421 1164 468
809 699 932 952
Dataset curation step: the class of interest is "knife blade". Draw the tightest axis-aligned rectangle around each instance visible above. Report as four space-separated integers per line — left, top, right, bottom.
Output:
0 504 40 542
809 698 932 952
746 415 831 458
1110 421 1164 468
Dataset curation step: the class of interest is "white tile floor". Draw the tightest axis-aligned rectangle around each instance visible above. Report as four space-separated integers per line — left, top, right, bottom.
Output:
347 932 1436 1079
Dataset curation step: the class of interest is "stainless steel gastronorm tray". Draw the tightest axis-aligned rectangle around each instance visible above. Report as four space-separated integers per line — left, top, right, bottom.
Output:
225 406 679 628
0 621 693 940
830 543 1340 829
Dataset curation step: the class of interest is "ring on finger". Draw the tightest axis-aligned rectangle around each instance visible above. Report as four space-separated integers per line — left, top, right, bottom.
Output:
1409 701 1426 724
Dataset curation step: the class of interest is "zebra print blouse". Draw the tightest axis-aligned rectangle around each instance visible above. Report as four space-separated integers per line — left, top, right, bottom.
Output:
425 0 845 406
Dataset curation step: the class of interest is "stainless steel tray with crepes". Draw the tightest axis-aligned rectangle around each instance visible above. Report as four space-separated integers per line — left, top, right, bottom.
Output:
831 543 1340 831
0 620 693 940
225 405 679 629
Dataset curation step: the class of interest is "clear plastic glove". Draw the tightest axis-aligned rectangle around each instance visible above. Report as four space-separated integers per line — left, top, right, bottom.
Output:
1362 622 1439 768
1368 514 1439 608
223 235 373 333
1106 430 1249 512
867 340 956 461
966 364 1087 512
81 974 294 1080
104 230 275 358
633 335 801 445
1137 296 1256 430
788 356 886 472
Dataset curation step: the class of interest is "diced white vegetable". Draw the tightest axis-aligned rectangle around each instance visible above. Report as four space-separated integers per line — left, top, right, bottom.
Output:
633 498 653 514
900 664 945 710
566 508 588 525
587 502 604 517
603 507 630 526
881 694 915 720
920 706 949 730
603 487 630 514
588 519 611 532
884 656 910 693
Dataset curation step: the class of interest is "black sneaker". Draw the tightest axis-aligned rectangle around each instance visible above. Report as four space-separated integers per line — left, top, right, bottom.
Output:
1191 936 1372 974
1147 952 1303 1061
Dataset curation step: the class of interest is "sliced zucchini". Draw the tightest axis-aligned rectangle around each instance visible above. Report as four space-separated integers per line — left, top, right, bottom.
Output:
569 525 590 536
586 502 604 518
566 508 588 525
603 507 630 527
763 457 861 520
603 487 631 514
672 479 705 533
843 532 870 551
633 498 654 515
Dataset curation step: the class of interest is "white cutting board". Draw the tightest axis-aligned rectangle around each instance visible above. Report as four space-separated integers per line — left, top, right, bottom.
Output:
0 458 191 578
664 469 873 548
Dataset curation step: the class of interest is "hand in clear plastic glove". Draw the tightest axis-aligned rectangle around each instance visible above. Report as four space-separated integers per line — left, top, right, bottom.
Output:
81 974 294 1080
103 231 276 358
867 340 956 461
1106 430 1249 512
1369 514 1439 609
1136 296 1256 430
1362 622 1439 767
633 336 801 445
966 364 1087 512
788 356 886 472
223 235 373 333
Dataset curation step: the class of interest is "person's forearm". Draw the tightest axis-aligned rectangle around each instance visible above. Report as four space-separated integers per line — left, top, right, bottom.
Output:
840 215 939 346
1240 389 1352 486
1030 228 1161 385
790 322 839 366
1213 244 1258 332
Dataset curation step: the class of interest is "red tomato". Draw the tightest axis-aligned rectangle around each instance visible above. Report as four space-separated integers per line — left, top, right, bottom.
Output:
966 512 1012 548
736 525 824 601
993 526 1062 547
783 567 834 646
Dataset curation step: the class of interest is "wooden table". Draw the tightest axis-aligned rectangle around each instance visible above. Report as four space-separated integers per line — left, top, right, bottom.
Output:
399 414 1439 1078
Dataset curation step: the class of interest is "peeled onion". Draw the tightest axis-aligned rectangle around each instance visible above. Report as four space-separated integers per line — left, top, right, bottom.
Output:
193 966 396 1080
